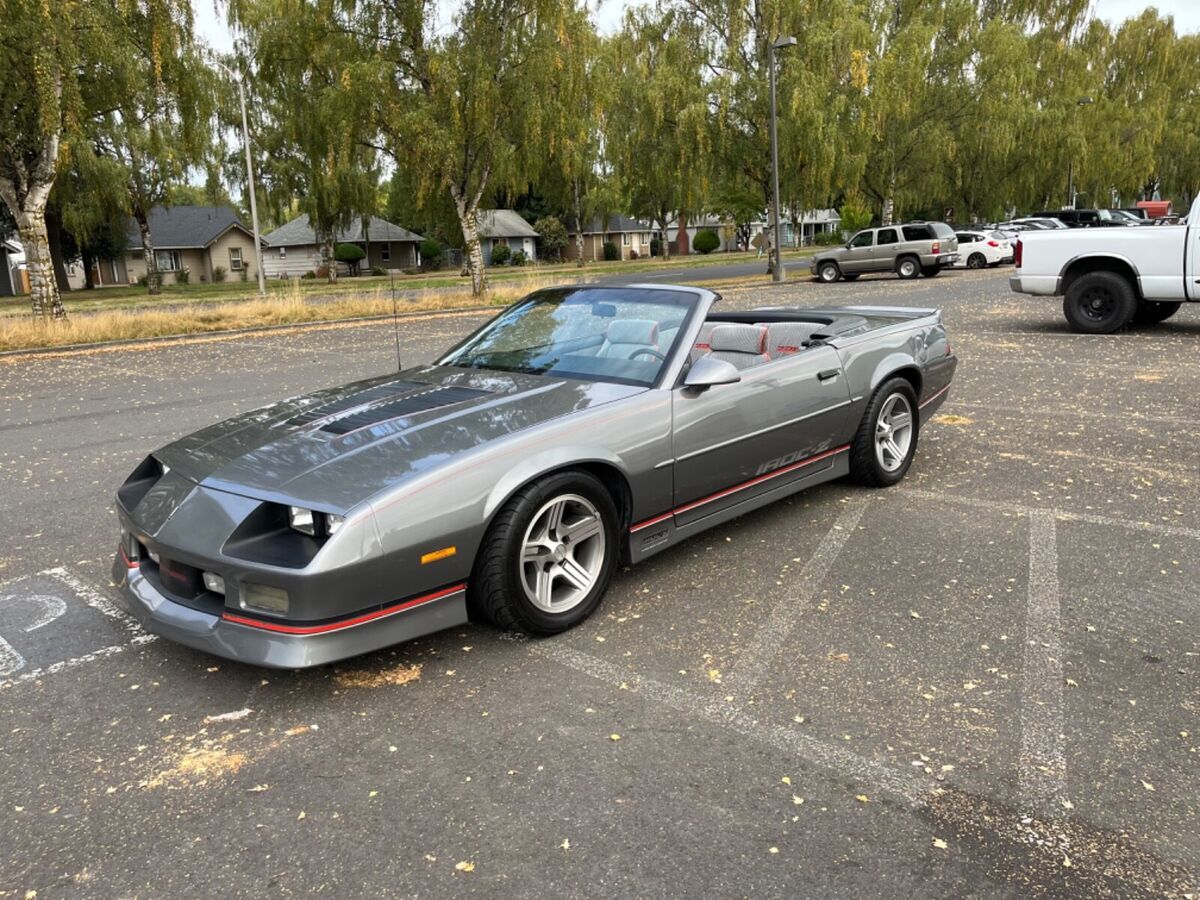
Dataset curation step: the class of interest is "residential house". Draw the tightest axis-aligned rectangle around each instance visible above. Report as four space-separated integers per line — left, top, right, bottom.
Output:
747 209 842 248
262 214 425 279
1 238 19 297
475 210 539 265
565 215 655 261
123 205 259 285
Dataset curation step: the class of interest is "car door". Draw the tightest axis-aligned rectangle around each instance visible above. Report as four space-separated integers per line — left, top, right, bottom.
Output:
669 347 853 528
840 230 875 273
873 227 900 271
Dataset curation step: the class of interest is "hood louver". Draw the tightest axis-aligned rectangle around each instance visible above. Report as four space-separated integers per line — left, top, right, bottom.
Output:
319 386 492 435
286 381 425 427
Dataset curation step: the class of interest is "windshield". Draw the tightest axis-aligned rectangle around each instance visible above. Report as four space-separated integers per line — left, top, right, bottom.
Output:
438 287 698 387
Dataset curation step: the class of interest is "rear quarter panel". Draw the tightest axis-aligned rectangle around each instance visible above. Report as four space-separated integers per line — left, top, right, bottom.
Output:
1019 228 1189 299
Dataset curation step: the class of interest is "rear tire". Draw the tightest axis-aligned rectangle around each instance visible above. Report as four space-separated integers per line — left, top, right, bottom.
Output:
896 256 920 279
967 253 986 269
817 261 841 283
848 378 919 487
468 470 619 635
1062 271 1138 334
1133 301 1181 325
920 265 942 277
841 273 860 281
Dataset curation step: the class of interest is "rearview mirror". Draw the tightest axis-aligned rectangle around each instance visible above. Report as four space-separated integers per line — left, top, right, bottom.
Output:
684 356 741 390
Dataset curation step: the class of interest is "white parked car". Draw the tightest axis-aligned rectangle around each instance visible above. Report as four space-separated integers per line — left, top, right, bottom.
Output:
953 231 1013 268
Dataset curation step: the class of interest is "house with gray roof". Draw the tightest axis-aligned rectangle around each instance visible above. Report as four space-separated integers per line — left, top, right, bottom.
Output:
122 205 259 286
262 214 424 278
565 214 655 261
475 210 539 265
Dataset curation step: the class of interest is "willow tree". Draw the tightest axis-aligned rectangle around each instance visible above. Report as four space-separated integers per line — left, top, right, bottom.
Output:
607 7 711 260
229 0 379 284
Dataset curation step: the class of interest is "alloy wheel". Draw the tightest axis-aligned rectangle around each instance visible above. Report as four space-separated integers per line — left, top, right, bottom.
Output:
519 494 606 613
874 393 914 473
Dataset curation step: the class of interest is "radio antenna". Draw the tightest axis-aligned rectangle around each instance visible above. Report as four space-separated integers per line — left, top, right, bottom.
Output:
390 268 401 371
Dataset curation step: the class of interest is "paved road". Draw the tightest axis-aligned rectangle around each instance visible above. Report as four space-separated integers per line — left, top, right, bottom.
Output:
1 269 1197 897
594 255 801 285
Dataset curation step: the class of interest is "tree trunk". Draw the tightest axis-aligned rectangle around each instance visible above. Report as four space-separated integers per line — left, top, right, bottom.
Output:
15 210 66 319
135 212 161 295
573 178 585 268
658 206 671 261
320 232 338 284
451 185 487 296
881 173 896 227
81 247 96 290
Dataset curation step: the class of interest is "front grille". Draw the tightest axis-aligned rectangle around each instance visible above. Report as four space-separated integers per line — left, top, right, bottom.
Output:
320 386 491 435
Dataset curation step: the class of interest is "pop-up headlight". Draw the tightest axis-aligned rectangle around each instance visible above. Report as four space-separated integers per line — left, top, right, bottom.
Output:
288 507 344 538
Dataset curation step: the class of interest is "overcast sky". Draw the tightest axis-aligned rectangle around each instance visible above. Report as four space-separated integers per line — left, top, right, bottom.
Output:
191 0 1200 58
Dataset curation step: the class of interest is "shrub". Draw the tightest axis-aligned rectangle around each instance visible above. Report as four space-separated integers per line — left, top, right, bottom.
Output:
490 243 511 265
532 215 567 262
335 243 367 275
370 265 387 276
301 270 316 280
402 267 421 275
420 239 443 269
838 195 873 236
137 273 149 287
213 265 227 283
693 229 720 254
650 237 661 257
511 249 527 267
602 241 619 261
629 249 639 260
814 231 843 246
239 266 248 281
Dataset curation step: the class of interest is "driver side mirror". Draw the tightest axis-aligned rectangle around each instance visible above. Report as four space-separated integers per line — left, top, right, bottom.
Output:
684 355 741 390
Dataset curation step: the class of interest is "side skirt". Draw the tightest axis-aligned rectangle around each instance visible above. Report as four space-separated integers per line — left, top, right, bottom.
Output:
627 454 851 565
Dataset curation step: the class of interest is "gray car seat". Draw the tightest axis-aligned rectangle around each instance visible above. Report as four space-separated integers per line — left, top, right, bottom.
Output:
707 323 770 370
597 319 661 359
761 322 823 358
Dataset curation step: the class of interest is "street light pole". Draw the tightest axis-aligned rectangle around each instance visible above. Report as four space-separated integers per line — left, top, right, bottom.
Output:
214 58 267 296
768 36 796 283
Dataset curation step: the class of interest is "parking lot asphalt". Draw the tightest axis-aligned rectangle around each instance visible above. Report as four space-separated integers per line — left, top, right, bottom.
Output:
0 269 1197 897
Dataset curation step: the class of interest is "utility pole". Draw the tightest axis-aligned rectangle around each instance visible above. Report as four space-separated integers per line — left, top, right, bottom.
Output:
768 36 797 283
1066 96 1094 210
213 57 267 296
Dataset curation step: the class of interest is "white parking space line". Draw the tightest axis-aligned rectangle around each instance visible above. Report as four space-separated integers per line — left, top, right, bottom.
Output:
535 641 928 807
724 497 870 696
46 566 142 628
0 634 158 690
1018 510 1066 817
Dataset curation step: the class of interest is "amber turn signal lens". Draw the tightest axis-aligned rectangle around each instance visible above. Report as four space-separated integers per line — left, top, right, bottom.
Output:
420 546 457 565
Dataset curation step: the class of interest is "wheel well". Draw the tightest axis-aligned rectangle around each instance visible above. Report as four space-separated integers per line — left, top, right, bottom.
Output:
895 253 919 269
486 461 633 536
1061 257 1140 298
882 365 922 400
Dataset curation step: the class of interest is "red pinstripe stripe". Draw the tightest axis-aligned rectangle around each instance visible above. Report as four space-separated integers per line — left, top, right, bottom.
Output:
221 583 466 635
630 444 850 532
919 383 951 409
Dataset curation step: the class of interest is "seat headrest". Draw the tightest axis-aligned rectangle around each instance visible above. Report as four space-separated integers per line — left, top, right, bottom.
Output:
709 323 767 354
606 318 659 346
765 322 822 356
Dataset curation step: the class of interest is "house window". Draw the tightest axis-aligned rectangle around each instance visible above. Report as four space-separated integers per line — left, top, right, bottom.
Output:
229 247 243 271
380 243 391 262
279 247 286 258
622 233 631 246
155 250 182 272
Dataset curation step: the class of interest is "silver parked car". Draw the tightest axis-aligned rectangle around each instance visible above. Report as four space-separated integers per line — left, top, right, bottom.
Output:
810 222 959 283
112 284 957 668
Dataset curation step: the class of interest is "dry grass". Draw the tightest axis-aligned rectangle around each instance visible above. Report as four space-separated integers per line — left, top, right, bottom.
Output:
0 279 553 353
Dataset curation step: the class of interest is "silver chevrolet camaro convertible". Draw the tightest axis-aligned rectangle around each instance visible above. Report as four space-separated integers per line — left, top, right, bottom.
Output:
112 284 956 668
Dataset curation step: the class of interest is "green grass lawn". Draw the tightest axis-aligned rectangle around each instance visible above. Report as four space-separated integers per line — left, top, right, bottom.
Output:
0 249 811 319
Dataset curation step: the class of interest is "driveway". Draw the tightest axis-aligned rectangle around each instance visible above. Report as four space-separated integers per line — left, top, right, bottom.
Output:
0 268 1196 896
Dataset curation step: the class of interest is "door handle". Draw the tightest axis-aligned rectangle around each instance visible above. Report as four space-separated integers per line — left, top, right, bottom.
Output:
817 369 840 381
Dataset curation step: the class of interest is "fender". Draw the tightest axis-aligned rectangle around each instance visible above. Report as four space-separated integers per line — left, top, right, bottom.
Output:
1056 252 1141 294
482 444 631 521
867 351 922 395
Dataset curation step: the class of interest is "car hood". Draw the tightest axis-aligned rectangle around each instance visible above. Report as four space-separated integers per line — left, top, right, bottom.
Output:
155 366 644 510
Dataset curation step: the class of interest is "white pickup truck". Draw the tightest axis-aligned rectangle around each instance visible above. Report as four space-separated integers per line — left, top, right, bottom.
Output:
1008 196 1196 333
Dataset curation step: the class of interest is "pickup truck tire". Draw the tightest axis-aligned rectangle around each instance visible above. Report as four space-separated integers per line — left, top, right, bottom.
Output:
848 378 919 488
1133 301 1181 325
920 265 942 277
1063 271 1138 334
896 257 920 279
817 261 841 283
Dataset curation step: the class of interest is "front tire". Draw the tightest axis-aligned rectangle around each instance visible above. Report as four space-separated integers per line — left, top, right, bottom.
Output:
1133 301 1181 325
469 471 619 635
1062 271 1138 334
818 261 841 283
848 378 919 487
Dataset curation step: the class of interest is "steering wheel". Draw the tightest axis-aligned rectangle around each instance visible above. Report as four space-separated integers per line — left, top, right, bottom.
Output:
629 347 666 363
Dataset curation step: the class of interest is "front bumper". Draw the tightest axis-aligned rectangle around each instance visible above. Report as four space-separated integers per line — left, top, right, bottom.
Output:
112 551 468 668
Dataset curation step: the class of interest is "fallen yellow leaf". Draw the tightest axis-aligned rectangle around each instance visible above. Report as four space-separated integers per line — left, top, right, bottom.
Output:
855 794 870 803
455 861 475 873
932 838 948 850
